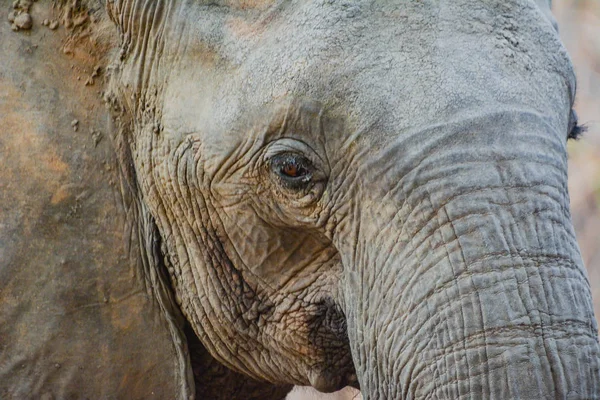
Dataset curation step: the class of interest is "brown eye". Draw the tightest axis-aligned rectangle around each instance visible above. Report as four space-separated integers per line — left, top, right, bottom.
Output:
271 153 313 189
281 160 306 177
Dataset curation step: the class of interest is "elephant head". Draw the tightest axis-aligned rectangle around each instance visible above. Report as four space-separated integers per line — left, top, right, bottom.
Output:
104 0 600 397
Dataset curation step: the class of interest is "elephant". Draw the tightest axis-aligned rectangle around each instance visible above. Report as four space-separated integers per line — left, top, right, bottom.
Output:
1 0 599 399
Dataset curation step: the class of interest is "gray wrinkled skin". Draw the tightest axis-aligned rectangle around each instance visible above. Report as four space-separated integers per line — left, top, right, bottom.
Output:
101 0 600 398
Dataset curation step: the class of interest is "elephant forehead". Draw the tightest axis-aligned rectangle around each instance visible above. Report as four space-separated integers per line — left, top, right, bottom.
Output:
159 0 573 149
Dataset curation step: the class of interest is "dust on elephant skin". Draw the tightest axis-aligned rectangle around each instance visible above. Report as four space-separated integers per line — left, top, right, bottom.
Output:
2 0 600 399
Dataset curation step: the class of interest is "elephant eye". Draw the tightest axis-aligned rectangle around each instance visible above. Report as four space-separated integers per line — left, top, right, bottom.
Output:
280 159 307 178
270 153 314 188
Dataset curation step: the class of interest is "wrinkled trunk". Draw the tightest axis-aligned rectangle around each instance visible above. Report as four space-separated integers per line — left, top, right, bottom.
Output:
338 116 600 398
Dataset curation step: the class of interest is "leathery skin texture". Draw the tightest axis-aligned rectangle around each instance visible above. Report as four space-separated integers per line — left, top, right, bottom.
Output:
104 0 600 397
2 0 599 398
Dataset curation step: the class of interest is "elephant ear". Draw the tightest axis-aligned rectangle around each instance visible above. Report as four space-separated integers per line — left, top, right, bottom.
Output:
534 0 559 31
0 1 193 398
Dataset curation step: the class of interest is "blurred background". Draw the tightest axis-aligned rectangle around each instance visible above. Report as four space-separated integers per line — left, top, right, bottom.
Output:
558 0 600 325
288 1 600 398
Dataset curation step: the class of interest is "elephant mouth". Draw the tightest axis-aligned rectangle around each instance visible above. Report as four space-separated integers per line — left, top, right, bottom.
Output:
346 373 360 390
304 296 358 392
308 367 359 393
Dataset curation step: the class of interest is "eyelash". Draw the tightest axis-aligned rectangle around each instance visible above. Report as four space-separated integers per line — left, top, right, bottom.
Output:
568 123 585 140
568 110 585 141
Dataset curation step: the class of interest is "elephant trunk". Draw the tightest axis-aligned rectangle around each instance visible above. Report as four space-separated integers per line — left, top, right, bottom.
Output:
336 115 600 398
344 245 600 398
